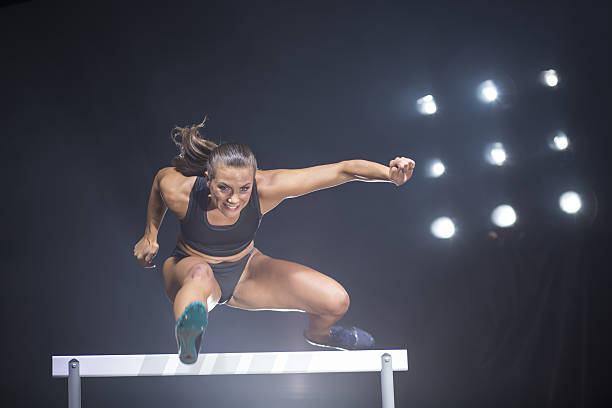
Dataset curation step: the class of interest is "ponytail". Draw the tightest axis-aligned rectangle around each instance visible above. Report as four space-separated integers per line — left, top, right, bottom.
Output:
170 116 217 176
170 116 257 179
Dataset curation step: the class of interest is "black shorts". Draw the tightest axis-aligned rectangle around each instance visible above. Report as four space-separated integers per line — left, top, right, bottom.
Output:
170 246 255 304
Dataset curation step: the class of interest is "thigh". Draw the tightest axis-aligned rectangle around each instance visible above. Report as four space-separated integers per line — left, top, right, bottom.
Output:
162 256 222 304
227 249 349 314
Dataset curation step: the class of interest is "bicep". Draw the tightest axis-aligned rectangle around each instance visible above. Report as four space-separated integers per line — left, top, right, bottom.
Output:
259 162 352 203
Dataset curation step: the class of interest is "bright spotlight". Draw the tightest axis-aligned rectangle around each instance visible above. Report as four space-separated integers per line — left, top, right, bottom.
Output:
478 80 498 103
486 142 507 166
550 131 569 151
540 69 559 87
431 217 456 239
491 204 517 228
427 159 445 178
559 191 582 214
417 94 437 115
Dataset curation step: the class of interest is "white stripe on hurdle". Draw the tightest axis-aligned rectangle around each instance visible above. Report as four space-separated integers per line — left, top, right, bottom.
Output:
52 349 408 377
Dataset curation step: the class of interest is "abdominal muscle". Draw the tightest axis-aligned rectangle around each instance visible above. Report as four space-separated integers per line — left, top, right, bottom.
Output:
175 235 255 264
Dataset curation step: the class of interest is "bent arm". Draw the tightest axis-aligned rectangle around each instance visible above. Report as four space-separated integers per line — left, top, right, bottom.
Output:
143 170 169 241
134 169 175 268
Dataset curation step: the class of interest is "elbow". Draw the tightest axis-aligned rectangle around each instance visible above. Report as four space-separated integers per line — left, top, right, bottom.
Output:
339 160 359 182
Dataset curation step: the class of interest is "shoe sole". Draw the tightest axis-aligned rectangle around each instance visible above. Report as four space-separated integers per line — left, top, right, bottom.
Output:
303 336 348 351
176 302 207 364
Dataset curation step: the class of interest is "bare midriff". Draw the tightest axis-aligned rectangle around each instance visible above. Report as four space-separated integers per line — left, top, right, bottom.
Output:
175 235 255 264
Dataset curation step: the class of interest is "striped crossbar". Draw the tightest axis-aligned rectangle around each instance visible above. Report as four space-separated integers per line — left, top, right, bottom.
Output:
52 350 408 377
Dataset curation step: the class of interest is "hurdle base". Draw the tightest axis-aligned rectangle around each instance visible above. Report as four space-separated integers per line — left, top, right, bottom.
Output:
57 350 407 408
68 359 80 408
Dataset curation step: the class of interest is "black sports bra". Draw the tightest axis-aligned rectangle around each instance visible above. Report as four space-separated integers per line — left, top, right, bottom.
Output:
179 176 262 257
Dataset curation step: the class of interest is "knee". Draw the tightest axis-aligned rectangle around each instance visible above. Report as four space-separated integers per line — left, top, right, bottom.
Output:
326 287 350 317
187 263 214 283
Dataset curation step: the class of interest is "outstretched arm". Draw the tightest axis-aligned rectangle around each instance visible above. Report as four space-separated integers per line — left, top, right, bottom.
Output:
133 169 169 268
258 157 415 212
343 157 414 185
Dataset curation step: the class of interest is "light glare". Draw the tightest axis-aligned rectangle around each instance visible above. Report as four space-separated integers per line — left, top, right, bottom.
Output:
541 69 559 87
478 80 498 102
431 217 456 239
431 161 445 177
491 205 517 228
552 131 569 150
417 94 437 115
559 191 582 214
486 142 507 166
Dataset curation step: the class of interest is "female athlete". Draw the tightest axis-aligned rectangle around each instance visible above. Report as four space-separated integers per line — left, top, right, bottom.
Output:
133 118 415 364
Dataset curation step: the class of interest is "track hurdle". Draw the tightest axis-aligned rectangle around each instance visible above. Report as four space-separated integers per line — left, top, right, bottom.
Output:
52 349 408 407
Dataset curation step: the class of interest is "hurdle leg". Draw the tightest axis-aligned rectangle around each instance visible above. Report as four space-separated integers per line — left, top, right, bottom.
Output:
68 359 81 408
380 353 395 408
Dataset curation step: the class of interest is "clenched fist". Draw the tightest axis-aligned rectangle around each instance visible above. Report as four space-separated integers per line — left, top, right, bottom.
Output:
133 236 159 268
389 156 415 186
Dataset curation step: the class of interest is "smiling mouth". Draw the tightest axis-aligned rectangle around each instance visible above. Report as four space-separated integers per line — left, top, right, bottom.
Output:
223 203 239 211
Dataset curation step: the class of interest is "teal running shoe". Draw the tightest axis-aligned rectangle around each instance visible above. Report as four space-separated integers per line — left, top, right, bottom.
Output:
175 301 208 364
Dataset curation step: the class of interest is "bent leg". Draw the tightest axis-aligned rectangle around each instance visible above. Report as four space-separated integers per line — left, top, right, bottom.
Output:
227 249 350 344
162 256 222 322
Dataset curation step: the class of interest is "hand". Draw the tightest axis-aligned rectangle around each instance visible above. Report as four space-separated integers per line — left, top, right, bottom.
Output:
389 156 415 186
133 236 159 268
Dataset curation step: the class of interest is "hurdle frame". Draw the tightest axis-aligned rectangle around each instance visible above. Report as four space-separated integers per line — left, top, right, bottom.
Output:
53 349 408 408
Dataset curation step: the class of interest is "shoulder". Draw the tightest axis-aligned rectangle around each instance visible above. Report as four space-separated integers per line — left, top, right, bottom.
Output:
157 167 197 206
254 169 280 215
254 168 274 197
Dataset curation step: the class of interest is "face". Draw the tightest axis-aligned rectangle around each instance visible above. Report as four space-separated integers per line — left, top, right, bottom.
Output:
205 164 254 216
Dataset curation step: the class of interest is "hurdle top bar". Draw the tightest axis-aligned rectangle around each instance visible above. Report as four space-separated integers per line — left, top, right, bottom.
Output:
53 349 408 377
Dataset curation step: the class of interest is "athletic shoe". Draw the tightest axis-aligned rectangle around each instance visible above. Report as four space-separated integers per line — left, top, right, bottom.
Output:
175 301 208 364
304 325 375 350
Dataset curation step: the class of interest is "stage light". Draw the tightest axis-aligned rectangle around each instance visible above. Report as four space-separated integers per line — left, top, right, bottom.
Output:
478 80 498 103
549 131 569 151
491 204 517 228
427 159 445 178
486 142 507 166
416 94 437 115
559 191 582 214
431 217 455 239
540 69 559 87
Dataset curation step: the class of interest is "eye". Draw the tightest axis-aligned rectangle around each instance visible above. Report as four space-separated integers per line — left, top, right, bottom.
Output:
219 186 228 191
241 187 249 191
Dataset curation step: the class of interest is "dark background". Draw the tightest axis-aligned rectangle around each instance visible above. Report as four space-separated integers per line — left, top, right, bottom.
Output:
2 0 610 407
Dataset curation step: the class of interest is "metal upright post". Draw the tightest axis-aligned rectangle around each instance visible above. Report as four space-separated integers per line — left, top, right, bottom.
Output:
68 359 81 408
380 353 395 408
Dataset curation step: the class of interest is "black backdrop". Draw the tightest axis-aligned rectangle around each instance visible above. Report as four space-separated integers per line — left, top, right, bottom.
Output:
1 1 610 407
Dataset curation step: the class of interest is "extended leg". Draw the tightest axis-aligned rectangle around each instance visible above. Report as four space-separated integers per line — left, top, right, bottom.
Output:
172 263 218 321
162 257 223 364
162 257 223 321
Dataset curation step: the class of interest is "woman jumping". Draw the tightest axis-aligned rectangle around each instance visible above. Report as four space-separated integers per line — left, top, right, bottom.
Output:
133 118 415 364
